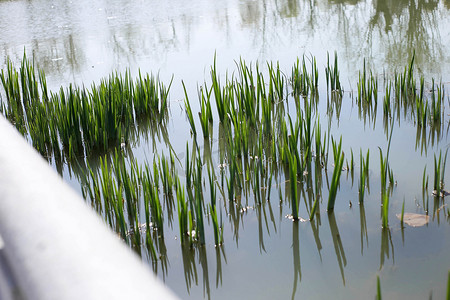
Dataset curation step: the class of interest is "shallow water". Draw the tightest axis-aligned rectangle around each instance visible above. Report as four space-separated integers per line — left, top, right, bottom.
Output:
1 0 450 299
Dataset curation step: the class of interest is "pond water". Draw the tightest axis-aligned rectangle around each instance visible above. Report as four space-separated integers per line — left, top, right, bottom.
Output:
1 0 450 299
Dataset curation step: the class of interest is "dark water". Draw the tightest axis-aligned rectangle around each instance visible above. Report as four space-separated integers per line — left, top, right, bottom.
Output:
1 0 449 299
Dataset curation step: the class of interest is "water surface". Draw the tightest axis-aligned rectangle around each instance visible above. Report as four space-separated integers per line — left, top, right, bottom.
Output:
1 0 449 299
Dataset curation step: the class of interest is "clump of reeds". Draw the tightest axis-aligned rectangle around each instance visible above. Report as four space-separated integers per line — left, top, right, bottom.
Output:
291 55 318 98
309 197 319 221
183 144 208 245
288 150 299 219
1 54 172 162
357 59 378 122
422 166 429 205
8 52 450 280
79 148 184 260
182 81 197 137
358 149 370 203
267 61 286 104
430 79 444 128
210 55 230 124
415 78 428 129
208 164 223 246
379 148 391 228
325 51 342 96
175 176 191 244
327 136 344 211
433 149 448 198
198 85 213 139
382 82 391 120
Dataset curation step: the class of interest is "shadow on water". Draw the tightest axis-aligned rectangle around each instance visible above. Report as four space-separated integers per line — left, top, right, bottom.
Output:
359 203 369 255
328 211 347 286
291 221 302 300
214 247 227 289
198 246 211 300
379 227 394 269
310 214 323 261
256 203 267 253
178 243 227 300
181 244 198 295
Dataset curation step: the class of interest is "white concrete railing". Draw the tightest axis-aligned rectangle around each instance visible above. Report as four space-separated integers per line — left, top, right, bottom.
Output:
0 116 179 300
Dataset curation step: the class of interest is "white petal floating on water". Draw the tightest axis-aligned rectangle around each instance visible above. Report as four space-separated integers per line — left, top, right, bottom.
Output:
396 213 429 227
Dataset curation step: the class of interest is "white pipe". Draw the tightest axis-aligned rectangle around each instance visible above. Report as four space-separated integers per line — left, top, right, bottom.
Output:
0 116 179 300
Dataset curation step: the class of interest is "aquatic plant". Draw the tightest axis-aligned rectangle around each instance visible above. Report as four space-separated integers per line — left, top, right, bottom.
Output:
176 177 190 244
291 55 318 98
288 150 299 219
3 52 449 297
1 55 172 161
210 55 229 124
379 148 391 228
357 59 378 109
267 61 286 103
309 197 319 221
327 136 344 211
376 276 382 300
358 149 370 203
182 81 197 137
198 85 213 139
400 199 405 227
325 51 342 95
383 82 391 120
143 166 157 260
193 151 206 245
433 149 448 197
447 271 450 300
208 165 223 246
